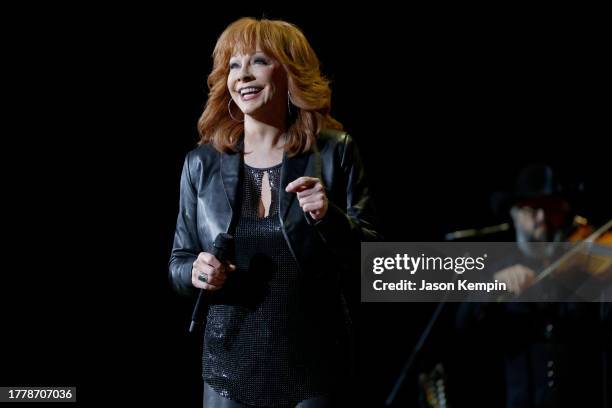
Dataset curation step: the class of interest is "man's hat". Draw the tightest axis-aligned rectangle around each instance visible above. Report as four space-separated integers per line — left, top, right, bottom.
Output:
490 164 570 218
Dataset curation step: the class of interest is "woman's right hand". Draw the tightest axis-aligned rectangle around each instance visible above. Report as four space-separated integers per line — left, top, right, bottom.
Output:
191 252 236 291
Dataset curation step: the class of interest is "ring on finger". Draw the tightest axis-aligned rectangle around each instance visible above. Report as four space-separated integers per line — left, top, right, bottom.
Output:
198 271 208 283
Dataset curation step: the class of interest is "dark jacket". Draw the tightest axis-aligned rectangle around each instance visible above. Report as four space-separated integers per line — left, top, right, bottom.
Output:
169 128 381 316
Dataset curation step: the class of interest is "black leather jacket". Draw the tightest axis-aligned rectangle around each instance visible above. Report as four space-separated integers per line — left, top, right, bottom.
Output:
169 129 381 302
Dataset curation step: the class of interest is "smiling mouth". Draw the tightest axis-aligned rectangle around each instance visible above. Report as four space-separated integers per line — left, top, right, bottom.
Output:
239 86 263 101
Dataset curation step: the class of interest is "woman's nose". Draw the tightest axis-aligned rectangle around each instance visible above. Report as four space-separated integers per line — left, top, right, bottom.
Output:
238 65 254 81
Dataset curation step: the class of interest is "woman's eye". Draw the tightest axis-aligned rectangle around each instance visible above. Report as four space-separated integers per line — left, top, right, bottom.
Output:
229 62 239 69
254 58 268 65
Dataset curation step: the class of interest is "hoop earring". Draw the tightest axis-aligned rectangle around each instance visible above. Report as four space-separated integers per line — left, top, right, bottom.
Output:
227 98 244 123
287 91 294 116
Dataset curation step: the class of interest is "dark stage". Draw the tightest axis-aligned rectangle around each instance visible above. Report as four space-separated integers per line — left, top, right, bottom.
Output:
2 5 610 407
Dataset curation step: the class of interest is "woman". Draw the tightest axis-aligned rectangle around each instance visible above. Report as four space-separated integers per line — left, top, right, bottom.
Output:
169 17 380 407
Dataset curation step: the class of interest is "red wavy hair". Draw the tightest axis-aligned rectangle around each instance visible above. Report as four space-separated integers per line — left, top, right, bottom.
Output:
197 17 343 156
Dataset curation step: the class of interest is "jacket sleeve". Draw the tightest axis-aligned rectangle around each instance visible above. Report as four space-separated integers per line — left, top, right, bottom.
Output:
306 133 383 264
168 152 201 297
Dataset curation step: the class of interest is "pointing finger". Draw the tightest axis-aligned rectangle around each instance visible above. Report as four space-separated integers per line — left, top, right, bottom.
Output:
285 177 319 193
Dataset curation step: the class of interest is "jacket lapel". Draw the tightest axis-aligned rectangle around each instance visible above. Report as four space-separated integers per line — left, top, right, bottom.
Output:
220 140 243 233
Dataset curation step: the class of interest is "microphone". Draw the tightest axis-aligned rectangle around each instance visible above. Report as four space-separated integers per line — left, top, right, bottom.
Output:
189 233 234 333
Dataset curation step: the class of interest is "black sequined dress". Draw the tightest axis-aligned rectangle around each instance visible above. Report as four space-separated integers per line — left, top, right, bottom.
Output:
203 160 345 407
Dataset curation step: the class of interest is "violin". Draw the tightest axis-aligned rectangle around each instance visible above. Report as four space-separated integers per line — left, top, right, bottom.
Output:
567 215 612 244
494 217 612 302
534 217 612 284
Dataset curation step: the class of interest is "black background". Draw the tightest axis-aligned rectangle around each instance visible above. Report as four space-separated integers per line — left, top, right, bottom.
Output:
2 4 609 407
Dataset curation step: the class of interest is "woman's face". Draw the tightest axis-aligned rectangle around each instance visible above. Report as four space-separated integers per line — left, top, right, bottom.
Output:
227 49 288 120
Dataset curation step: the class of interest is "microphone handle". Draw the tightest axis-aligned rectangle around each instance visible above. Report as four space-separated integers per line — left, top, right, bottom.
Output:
189 245 226 333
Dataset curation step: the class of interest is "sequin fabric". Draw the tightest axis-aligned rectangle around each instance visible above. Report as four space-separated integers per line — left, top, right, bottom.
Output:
203 161 339 407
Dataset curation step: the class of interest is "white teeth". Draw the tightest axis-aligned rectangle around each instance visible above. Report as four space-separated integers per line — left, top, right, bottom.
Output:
239 87 262 96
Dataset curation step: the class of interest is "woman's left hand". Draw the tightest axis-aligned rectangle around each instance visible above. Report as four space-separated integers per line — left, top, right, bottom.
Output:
285 176 328 221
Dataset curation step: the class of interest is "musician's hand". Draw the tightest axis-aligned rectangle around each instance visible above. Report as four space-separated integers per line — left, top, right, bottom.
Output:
494 264 535 295
285 176 328 221
191 252 236 291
